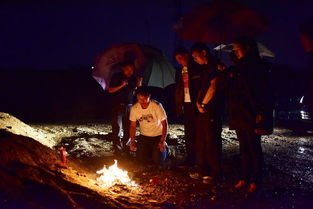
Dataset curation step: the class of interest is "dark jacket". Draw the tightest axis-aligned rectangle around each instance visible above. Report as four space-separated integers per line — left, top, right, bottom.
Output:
175 63 202 116
226 56 274 133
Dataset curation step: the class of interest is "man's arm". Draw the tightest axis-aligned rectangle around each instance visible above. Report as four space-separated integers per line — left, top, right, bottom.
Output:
202 77 217 104
159 119 168 152
108 80 127 93
136 77 143 88
196 77 217 113
129 120 137 151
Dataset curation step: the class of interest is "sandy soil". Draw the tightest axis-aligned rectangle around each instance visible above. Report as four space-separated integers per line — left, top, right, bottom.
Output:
1 112 313 208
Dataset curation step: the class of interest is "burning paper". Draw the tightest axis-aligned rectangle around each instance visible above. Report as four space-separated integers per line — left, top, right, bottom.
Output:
96 160 137 188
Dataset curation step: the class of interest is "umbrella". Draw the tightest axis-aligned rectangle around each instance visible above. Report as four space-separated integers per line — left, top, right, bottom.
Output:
92 43 176 90
173 0 268 44
213 42 275 58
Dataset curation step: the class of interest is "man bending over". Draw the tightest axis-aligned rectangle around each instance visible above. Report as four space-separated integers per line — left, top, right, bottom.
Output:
129 87 168 165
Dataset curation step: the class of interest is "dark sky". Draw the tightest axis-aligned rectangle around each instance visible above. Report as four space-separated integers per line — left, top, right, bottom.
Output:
1 0 313 70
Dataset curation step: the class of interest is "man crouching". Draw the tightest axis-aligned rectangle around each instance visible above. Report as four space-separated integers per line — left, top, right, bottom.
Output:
129 87 168 165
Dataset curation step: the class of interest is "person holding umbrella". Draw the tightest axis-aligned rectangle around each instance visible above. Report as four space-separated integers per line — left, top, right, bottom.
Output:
189 43 224 182
174 46 202 166
224 36 273 193
108 61 142 156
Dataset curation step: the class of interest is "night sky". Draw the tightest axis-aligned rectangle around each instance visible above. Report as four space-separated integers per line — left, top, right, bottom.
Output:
1 0 313 70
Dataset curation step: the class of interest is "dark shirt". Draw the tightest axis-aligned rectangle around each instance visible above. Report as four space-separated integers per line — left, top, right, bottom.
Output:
197 60 224 119
109 72 137 104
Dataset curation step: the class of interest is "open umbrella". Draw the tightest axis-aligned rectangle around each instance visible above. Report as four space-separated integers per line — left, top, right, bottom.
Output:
173 0 268 44
213 42 275 58
92 43 176 90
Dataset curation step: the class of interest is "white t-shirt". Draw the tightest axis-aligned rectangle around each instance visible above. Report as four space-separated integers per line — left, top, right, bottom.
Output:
129 100 167 137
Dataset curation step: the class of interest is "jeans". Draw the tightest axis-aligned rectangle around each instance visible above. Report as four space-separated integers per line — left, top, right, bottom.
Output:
111 103 131 152
136 135 168 165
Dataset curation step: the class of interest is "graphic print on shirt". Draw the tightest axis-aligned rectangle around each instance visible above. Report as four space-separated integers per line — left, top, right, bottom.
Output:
139 114 154 123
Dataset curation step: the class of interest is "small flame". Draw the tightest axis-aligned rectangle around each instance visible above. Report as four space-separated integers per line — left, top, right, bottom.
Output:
96 160 137 188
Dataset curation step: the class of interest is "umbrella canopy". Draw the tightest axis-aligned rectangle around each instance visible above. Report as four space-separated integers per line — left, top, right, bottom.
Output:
173 0 268 44
214 42 275 58
92 43 176 89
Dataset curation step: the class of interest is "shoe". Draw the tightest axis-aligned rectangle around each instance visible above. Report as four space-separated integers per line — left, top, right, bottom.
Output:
234 180 245 189
248 183 257 193
189 172 200 180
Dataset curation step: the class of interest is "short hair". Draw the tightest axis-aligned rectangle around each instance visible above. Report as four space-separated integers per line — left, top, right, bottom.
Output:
190 42 210 54
121 60 135 69
174 46 189 56
233 36 259 58
135 86 151 97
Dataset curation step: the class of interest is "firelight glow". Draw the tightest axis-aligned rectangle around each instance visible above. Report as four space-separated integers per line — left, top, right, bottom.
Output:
96 160 137 188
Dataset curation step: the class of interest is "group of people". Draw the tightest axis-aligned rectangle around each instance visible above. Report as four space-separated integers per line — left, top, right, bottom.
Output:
108 36 274 194
175 37 274 193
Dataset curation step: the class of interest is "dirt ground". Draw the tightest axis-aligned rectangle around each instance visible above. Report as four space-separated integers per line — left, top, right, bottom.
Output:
1 112 313 209
35 123 313 209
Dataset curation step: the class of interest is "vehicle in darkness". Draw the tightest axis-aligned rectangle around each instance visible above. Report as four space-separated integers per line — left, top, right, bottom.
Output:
275 93 313 132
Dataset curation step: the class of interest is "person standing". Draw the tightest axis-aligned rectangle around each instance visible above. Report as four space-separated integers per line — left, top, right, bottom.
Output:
129 87 168 165
174 47 202 166
227 36 274 193
190 43 224 181
108 61 142 155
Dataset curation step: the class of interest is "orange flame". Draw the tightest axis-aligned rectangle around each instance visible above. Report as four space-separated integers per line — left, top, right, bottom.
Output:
96 160 137 188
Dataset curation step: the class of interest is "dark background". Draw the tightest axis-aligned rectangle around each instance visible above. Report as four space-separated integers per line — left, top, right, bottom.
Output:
1 0 313 123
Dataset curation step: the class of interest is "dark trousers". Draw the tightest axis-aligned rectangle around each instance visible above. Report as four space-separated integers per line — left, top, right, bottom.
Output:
183 103 198 165
235 130 263 184
195 114 222 177
111 103 131 152
136 135 167 165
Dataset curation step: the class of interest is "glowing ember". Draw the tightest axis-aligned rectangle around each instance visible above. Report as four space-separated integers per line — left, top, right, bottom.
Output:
96 160 137 188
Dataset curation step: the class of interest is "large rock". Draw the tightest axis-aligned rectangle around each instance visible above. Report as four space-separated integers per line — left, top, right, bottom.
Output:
0 112 55 148
0 130 117 209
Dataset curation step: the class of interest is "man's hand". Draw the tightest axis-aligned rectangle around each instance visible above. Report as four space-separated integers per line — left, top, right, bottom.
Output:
217 63 226 71
137 77 143 87
196 102 205 113
121 79 128 87
129 140 136 151
158 141 166 152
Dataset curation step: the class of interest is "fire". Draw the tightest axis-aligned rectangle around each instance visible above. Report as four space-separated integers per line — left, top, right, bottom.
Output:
96 160 137 188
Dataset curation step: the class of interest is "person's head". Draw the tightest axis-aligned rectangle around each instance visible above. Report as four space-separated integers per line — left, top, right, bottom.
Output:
136 86 151 109
190 43 211 65
299 19 313 53
121 61 135 78
232 36 259 60
174 46 189 67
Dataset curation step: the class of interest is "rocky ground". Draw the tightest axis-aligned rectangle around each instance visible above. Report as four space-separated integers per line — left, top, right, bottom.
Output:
1 112 313 209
